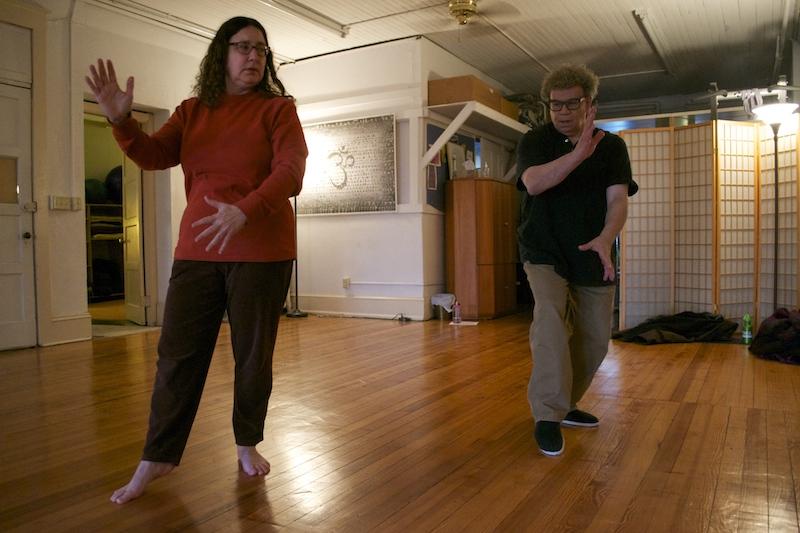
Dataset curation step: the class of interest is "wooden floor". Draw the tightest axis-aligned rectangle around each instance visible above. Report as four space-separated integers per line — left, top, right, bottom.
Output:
88 298 127 322
1 312 799 532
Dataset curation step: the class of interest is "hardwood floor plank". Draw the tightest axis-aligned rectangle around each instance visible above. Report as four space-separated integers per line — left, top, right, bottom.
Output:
766 409 800 532
785 410 800 531
707 406 747 533
584 400 681 533
666 404 729 532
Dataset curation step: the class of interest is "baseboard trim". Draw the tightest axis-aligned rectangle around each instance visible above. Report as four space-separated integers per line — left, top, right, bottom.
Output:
39 313 92 346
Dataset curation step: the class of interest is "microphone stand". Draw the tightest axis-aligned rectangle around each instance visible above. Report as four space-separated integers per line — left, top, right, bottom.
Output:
286 195 307 318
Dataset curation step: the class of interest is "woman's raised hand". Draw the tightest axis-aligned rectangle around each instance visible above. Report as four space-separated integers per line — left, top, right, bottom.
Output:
85 59 134 124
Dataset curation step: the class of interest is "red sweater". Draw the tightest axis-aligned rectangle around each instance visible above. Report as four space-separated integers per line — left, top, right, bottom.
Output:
112 92 308 262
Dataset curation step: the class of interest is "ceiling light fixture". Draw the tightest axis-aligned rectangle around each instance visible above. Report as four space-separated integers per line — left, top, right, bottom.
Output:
258 0 349 38
743 77 798 130
752 102 798 128
449 0 478 25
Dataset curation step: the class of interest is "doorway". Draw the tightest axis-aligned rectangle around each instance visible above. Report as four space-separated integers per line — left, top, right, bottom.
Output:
83 104 156 328
84 113 125 318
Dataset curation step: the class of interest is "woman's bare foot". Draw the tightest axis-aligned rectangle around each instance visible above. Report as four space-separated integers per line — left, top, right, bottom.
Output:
237 445 270 476
110 460 174 504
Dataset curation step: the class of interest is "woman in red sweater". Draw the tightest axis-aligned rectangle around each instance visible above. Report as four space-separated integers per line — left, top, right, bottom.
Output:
86 16 308 504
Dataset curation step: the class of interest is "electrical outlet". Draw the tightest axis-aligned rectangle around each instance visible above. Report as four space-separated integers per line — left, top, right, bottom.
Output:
342 277 351 289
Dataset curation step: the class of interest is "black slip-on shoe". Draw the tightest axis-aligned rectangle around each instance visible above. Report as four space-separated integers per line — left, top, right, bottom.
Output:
534 421 564 456
561 409 599 428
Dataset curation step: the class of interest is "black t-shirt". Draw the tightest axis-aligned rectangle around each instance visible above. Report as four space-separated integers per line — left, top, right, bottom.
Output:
515 123 635 286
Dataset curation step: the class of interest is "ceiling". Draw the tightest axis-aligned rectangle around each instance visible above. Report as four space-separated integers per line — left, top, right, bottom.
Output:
99 0 799 118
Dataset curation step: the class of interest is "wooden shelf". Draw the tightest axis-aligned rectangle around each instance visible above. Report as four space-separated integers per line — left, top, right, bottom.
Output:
423 100 529 171
428 101 529 141
86 203 123 302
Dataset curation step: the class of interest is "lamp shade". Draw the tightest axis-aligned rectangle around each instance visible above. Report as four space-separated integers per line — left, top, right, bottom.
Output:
752 102 799 126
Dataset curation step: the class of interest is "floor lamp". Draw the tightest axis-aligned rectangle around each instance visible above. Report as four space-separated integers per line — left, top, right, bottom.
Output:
753 101 798 310
286 195 307 318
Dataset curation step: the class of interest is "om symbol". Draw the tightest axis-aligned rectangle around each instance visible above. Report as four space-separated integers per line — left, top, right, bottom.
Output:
328 146 355 189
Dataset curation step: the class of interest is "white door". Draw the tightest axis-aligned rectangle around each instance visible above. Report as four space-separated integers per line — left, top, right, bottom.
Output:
0 83 35 349
122 153 146 324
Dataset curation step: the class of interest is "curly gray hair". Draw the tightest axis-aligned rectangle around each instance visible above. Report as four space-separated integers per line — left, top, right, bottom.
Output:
540 64 599 101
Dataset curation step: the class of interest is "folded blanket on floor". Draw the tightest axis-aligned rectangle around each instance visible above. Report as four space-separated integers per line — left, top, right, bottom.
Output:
749 308 800 364
612 311 738 344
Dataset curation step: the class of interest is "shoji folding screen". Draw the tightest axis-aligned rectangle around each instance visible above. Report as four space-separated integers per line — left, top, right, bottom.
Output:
619 119 799 330
717 121 758 321
673 124 715 314
758 124 799 320
619 128 674 328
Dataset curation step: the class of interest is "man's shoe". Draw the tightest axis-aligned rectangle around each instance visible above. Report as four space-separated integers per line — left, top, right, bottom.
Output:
562 409 599 428
534 421 564 456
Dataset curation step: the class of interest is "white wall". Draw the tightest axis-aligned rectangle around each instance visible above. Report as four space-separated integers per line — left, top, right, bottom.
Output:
281 38 429 318
44 1 88 332
282 37 514 320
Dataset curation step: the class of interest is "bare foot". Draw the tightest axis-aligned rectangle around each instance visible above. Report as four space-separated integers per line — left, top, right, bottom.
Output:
237 445 270 476
110 460 174 504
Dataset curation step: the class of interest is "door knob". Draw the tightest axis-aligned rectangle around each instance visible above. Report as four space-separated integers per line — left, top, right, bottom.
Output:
22 232 32 239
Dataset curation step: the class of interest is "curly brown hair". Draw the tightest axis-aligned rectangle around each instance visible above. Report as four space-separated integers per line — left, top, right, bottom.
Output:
540 64 599 101
193 16 289 107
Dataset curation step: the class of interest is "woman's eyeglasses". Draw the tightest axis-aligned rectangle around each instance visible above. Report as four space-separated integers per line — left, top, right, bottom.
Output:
229 41 270 57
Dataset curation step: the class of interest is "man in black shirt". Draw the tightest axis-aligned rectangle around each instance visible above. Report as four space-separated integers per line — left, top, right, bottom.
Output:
516 64 635 456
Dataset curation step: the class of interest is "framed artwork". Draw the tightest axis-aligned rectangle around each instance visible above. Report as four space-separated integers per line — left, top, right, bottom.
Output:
297 114 396 215
426 165 438 191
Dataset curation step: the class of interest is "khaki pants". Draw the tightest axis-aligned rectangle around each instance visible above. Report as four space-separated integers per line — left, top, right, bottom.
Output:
142 259 292 464
523 263 615 422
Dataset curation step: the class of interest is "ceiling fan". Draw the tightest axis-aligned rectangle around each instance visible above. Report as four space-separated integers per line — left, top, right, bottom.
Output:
448 0 479 25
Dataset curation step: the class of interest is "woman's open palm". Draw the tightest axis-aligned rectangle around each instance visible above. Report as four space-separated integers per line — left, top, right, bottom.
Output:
85 59 133 123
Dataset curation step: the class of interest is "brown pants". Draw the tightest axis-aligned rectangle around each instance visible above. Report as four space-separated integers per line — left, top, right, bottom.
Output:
142 259 292 464
523 263 616 422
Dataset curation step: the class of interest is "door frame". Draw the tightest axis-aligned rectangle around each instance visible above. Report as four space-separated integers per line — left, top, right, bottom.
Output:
83 101 158 325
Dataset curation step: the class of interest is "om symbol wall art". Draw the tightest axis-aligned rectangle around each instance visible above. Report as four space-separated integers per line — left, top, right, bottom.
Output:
297 115 396 215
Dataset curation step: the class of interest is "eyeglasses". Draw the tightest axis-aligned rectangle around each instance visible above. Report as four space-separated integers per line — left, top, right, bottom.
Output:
544 97 587 111
229 41 270 57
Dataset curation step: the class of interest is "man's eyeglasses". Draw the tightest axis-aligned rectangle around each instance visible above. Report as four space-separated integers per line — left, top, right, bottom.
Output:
544 97 587 111
229 41 270 57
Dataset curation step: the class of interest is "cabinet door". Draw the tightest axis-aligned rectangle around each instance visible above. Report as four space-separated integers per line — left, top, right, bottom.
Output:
477 263 517 318
446 180 479 318
475 180 497 265
497 262 518 315
477 264 497 318
475 180 519 265
499 184 519 264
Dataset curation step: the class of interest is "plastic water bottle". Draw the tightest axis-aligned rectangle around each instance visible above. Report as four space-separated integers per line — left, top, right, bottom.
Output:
742 313 752 345
453 301 462 324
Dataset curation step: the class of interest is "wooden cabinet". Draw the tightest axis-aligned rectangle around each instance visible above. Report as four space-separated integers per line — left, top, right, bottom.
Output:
445 178 519 320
